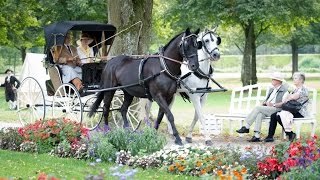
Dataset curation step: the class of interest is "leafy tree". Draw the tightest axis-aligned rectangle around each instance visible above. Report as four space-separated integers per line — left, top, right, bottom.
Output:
269 0 320 75
161 0 320 85
0 0 42 62
0 0 108 64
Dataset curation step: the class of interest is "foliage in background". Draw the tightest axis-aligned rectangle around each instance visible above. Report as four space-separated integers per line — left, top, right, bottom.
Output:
214 54 320 73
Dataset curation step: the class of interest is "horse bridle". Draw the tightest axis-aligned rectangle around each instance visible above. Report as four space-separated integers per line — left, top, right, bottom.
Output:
201 31 220 60
179 33 199 62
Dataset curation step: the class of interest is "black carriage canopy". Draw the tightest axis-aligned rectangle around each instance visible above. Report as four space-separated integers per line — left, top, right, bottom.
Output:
44 21 117 63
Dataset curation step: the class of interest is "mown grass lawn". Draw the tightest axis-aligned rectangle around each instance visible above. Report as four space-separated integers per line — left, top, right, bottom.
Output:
0 150 198 179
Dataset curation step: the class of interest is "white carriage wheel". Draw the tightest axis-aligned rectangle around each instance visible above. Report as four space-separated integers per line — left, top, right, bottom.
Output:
52 83 83 123
17 77 46 126
82 95 103 130
110 91 142 130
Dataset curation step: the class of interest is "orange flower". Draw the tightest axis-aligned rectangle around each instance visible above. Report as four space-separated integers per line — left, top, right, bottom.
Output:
175 162 181 167
235 175 243 180
196 161 202 167
200 169 207 175
210 156 216 160
168 165 175 172
217 170 223 176
233 170 240 177
241 168 247 174
178 166 185 172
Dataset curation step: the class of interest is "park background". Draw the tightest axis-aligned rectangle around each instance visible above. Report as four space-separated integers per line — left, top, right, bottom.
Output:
1 1 320 179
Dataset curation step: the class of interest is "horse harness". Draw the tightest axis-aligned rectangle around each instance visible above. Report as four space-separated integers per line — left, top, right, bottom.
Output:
178 65 213 97
138 33 200 100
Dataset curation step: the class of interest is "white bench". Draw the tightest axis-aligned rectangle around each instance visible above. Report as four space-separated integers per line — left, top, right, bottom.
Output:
215 84 317 139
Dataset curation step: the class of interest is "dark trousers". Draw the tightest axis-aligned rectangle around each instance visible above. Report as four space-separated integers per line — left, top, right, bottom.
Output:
267 111 303 138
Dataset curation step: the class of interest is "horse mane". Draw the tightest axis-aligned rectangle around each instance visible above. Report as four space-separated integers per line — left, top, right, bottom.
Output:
162 32 183 51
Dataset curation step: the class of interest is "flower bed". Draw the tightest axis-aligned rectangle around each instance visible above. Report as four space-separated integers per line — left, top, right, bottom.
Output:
0 119 319 179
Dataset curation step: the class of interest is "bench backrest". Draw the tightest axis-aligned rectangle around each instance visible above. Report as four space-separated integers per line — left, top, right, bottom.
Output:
228 84 317 117
229 84 269 115
307 87 317 117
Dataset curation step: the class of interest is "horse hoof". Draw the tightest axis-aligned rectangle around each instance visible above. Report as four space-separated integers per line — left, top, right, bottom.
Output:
185 137 192 143
175 140 183 146
205 140 213 146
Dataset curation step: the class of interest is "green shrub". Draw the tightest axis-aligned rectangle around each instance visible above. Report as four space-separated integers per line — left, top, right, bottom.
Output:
106 127 167 156
299 58 320 69
0 128 23 151
128 127 167 156
87 127 167 162
88 132 117 161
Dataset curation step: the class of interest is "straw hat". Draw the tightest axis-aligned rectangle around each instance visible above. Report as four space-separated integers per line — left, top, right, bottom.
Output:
270 72 285 82
76 33 93 46
4 69 13 73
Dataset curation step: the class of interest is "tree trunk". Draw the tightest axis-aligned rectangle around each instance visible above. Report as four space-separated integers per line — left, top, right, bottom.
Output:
251 34 257 84
21 47 26 63
107 0 153 55
241 20 254 86
291 40 299 76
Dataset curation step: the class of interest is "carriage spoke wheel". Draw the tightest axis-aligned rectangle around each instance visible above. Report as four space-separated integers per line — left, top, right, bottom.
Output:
110 93 142 131
17 77 46 126
52 84 82 123
82 95 103 130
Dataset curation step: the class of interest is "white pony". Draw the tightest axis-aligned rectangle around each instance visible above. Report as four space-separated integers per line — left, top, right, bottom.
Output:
145 28 221 145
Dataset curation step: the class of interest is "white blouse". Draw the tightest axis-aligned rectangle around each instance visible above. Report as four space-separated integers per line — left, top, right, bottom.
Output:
77 46 94 64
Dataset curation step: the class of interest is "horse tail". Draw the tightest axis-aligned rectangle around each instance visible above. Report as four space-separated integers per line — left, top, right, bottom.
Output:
88 92 104 117
179 92 191 102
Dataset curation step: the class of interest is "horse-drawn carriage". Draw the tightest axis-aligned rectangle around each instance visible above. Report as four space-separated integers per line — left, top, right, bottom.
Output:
17 21 142 130
17 20 225 145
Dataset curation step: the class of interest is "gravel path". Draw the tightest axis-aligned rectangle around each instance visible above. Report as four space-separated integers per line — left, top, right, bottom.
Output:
0 122 22 129
164 134 280 153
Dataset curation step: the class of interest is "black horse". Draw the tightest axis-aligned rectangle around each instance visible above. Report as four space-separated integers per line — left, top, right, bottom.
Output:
89 28 201 145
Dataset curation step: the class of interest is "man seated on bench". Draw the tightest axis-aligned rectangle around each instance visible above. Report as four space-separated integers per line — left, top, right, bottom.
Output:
54 33 83 92
236 72 289 142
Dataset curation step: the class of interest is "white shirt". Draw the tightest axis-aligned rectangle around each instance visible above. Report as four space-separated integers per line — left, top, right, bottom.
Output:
77 46 94 64
267 88 278 103
267 85 289 103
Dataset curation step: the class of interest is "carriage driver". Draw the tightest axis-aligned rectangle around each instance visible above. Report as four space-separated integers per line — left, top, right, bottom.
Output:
55 33 83 92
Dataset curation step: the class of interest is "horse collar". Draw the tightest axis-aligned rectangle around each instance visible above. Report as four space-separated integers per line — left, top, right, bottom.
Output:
159 47 180 81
